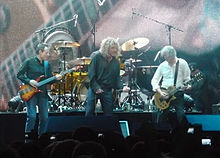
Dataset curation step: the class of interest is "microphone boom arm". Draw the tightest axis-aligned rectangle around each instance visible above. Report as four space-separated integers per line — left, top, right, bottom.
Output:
35 14 78 34
132 9 183 45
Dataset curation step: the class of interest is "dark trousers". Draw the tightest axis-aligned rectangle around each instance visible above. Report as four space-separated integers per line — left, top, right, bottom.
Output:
152 93 188 128
85 88 113 116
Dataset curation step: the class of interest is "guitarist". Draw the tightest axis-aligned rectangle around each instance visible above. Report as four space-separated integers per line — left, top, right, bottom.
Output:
151 45 191 128
17 43 62 138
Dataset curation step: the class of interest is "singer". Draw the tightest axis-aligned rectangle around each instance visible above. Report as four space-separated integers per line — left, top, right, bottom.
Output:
85 37 129 116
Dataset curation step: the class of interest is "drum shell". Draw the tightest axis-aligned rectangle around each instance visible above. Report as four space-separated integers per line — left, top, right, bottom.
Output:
50 72 88 95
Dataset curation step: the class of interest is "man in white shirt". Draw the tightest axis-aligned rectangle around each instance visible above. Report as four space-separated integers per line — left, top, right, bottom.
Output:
151 45 191 127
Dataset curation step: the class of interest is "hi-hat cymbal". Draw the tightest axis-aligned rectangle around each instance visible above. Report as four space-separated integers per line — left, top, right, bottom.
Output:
121 37 150 51
138 66 158 69
53 41 80 48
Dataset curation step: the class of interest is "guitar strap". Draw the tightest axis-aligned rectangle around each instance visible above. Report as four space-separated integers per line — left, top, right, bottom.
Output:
44 61 49 78
174 60 179 87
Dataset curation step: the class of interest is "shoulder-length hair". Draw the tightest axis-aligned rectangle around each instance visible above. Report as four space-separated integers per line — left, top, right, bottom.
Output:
99 37 121 58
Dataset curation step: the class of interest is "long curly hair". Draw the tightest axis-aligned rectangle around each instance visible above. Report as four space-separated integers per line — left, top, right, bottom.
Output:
99 37 121 58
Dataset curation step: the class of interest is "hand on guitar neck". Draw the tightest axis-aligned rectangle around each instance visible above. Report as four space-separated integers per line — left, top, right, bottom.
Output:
29 74 62 88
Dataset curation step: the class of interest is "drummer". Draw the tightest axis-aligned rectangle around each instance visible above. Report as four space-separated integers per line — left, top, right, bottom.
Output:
85 37 129 116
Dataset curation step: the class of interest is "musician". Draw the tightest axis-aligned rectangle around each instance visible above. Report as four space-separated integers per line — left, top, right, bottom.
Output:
85 37 128 116
151 45 191 127
17 43 62 137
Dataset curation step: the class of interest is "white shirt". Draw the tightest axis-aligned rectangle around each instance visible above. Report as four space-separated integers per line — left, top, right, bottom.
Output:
151 57 191 91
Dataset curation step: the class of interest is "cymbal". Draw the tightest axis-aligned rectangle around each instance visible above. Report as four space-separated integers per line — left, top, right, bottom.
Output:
121 37 149 51
125 58 142 63
53 41 80 48
138 66 158 68
68 56 91 67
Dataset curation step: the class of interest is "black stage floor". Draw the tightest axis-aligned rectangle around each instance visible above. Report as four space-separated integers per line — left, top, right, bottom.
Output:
1 111 219 144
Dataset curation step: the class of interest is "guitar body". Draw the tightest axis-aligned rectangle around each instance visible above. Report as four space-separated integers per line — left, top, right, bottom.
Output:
18 76 44 101
18 68 75 102
154 86 177 110
154 73 204 110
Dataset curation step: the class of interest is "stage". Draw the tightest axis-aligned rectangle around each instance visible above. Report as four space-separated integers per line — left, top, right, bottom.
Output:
1 110 220 144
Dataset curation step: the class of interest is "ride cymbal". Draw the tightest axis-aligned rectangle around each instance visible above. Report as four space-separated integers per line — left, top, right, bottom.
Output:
121 37 150 51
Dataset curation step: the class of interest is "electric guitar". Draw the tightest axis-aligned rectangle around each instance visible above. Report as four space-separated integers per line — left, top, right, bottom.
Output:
18 68 74 101
154 72 203 110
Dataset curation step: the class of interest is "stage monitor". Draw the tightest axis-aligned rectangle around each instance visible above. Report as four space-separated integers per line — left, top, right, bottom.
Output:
186 114 220 131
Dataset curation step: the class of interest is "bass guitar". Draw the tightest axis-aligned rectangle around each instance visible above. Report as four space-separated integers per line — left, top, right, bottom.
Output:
18 68 74 101
154 72 203 110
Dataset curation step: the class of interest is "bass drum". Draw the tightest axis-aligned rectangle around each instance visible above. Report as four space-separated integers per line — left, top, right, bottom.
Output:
77 77 90 103
43 27 78 72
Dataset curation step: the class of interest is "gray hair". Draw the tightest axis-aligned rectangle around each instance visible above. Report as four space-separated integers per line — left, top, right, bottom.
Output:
99 37 121 58
160 45 176 58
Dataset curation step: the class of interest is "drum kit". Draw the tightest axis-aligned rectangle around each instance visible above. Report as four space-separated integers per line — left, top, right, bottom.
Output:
47 38 158 112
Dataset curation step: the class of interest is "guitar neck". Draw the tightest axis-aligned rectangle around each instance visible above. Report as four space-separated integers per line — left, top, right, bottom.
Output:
37 68 73 87
38 76 56 87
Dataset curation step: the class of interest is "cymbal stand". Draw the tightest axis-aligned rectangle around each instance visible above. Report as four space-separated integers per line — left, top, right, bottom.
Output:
71 72 82 109
70 70 75 108
121 59 145 111
57 49 71 111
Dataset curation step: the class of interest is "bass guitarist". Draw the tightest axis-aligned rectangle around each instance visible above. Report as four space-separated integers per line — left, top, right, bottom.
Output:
151 45 191 128
17 43 62 137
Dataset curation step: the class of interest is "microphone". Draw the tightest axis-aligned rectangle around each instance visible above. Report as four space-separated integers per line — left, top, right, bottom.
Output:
154 51 160 62
73 14 78 27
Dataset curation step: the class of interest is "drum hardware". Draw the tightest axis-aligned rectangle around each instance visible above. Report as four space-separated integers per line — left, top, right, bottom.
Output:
119 37 152 112
120 57 146 111
54 47 73 109
137 65 158 75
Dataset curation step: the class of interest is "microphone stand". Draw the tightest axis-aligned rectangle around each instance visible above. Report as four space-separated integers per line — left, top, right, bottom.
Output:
90 9 100 51
132 9 184 45
35 15 78 33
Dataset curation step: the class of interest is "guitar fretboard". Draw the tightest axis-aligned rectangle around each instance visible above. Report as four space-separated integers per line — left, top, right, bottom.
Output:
37 76 56 87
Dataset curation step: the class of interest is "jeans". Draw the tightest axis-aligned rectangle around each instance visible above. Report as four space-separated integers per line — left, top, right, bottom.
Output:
152 93 187 128
25 93 49 136
85 88 113 116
